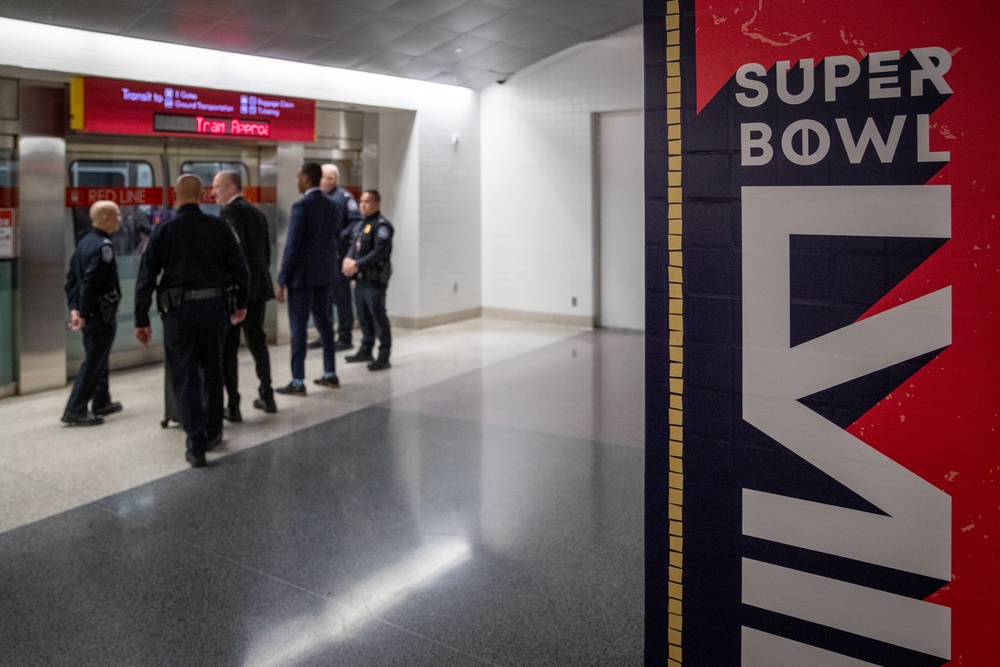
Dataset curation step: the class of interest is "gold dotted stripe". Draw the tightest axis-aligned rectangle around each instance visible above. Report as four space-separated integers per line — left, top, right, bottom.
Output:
666 1 683 665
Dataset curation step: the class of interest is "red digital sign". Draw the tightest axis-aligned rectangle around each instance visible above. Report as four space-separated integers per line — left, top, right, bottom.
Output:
71 77 315 142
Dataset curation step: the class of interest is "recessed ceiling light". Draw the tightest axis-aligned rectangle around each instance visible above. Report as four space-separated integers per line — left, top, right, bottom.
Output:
454 47 464 53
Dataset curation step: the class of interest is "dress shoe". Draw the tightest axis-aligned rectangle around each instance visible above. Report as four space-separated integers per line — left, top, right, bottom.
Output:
61 412 104 426
253 396 277 413
276 381 307 396
334 340 353 351
345 348 374 363
313 375 341 388
367 358 391 371
92 401 123 417
185 451 207 468
223 406 242 422
307 339 323 350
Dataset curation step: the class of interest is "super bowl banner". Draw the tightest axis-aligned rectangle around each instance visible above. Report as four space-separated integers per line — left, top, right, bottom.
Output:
645 1 1000 665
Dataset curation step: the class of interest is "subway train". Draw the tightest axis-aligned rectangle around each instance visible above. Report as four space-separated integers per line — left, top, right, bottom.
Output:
0 73 377 398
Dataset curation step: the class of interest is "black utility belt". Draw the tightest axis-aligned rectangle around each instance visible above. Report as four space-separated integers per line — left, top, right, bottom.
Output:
184 288 224 300
157 287 223 314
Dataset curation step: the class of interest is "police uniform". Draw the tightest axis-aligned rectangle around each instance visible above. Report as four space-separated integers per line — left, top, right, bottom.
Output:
346 211 393 367
327 186 363 347
62 228 121 423
135 203 249 458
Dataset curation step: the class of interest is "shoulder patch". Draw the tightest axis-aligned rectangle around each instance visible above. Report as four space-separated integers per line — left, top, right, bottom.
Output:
347 199 358 212
377 225 392 240
101 245 114 263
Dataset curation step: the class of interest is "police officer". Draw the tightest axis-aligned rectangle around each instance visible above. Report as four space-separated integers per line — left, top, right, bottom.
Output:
318 163 363 351
135 174 249 468
342 190 393 371
62 200 123 426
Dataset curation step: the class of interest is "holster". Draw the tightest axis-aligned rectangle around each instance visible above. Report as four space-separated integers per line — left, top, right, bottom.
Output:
97 292 120 325
156 286 185 314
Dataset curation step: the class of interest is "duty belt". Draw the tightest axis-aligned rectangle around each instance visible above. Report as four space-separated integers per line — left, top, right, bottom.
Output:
184 288 224 300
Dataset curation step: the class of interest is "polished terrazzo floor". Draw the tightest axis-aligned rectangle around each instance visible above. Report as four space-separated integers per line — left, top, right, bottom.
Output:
0 318 644 666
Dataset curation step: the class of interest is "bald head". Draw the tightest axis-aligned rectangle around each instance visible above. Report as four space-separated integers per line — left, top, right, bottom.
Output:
89 200 121 234
174 174 204 206
320 163 340 194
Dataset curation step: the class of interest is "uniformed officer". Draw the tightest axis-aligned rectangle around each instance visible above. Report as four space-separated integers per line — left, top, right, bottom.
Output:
318 162 363 351
342 190 394 371
62 200 123 426
135 174 249 468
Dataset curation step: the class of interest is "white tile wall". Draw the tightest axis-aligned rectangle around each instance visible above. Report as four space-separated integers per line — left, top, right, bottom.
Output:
480 24 644 319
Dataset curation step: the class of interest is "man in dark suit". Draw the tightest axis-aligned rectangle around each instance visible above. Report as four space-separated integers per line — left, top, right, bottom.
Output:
212 170 276 419
135 174 249 468
274 162 344 396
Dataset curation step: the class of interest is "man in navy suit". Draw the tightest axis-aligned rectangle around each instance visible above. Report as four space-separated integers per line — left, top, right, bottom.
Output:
274 162 344 395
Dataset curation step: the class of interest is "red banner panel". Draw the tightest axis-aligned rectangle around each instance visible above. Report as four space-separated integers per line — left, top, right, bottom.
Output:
71 77 315 142
645 1 1000 665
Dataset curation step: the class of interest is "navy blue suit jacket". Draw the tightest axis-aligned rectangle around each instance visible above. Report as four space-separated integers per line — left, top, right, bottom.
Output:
277 189 343 289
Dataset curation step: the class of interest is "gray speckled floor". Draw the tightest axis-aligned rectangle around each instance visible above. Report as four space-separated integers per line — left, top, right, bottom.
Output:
0 320 643 666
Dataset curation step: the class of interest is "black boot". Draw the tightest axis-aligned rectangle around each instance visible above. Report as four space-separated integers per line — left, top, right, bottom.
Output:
367 350 391 371
345 346 374 363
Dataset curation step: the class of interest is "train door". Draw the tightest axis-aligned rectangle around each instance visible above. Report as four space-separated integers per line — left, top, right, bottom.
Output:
64 140 278 376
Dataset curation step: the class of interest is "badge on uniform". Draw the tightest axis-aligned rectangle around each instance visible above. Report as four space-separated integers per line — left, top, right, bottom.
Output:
101 245 114 263
363 224 371 234
377 225 391 240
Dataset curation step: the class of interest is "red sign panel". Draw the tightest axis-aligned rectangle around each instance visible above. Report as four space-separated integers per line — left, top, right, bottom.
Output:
65 187 164 207
73 77 315 142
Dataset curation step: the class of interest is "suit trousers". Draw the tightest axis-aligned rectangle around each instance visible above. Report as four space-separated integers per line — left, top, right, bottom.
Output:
164 298 228 456
64 319 116 416
288 285 336 380
224 298 272 408
355 279 391 355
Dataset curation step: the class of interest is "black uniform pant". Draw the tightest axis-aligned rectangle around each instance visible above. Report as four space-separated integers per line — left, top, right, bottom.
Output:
355 279 390 356
224 298 272 408
64 319 116 417
164 299 228 456
332 271 354 344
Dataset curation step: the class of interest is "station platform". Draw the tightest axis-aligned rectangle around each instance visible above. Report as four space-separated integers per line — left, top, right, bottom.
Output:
0 317 644 665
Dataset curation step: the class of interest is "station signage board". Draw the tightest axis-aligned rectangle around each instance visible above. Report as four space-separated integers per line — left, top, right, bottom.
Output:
70 77 315 142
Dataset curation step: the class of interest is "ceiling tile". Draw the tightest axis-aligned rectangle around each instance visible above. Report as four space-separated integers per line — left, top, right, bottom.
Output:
151 0 246 20
468 11 535 41
282 4 368 39
339 15 418 48
450 41 520 69
549 0 640 31
502 22 576 50
419 34 494 65
304 41 378 69
331 0 399 11
429 1 507 33
252 31 332 61
578 12 641 39
392 58 448 80
389 24 458 57
218 0 314 31
481 0 534 9
122 10 215 44
352 50 415 74
188 21 275 52
45 0 150 33
383 0 467 22
0 0 59 23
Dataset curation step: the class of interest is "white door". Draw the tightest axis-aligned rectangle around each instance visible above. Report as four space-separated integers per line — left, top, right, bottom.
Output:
598 111 645 331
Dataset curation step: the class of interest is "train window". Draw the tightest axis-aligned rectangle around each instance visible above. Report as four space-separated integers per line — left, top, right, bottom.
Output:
181 162 248 215
69 160 156 253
